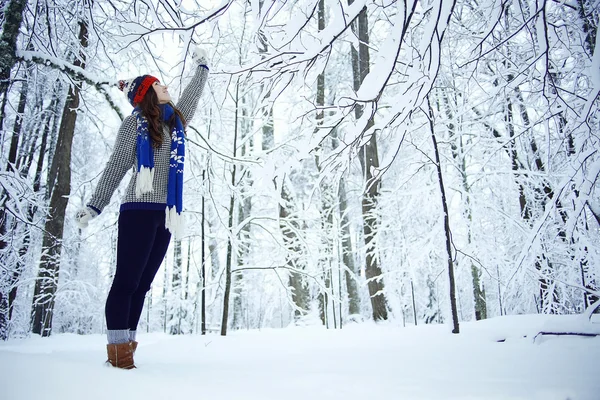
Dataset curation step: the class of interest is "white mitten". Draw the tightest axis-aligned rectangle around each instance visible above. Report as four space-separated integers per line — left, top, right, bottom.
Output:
192 46 208 65
75 207 98 229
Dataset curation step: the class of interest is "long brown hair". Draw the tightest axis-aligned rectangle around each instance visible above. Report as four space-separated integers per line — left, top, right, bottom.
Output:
138 86 187 148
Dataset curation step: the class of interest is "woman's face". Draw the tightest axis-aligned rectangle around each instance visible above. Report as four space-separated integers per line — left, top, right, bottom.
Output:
153 81 171 104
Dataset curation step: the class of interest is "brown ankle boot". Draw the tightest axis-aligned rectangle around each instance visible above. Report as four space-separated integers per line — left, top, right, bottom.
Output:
130 340 138 355
106 342 135 369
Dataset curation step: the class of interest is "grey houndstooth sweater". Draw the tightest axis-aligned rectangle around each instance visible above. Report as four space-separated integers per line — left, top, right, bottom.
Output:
87 61 209 215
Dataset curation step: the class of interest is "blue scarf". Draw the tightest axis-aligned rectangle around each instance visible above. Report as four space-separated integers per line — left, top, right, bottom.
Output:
134 103 185 238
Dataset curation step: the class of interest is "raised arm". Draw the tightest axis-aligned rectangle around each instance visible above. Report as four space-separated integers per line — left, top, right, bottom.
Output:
176 51 209 123
87 115 137 214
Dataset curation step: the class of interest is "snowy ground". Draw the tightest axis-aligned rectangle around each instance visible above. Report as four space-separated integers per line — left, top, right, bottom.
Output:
1 315 599 400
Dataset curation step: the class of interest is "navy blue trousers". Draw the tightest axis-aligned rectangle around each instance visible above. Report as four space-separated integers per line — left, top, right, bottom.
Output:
105 209 171 330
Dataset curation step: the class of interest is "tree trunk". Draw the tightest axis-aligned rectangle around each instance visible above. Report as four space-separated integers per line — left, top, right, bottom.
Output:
5 77 27 172
504 81 561 313
170 240 183 334
232 192 249 330
221 80 240 336
221 187 235 336
501 77 555 314
326 52 360 319
0 0 27 96
3 95 57 338
162 261 168 332
428 96 460 334
349 2 388 321
254 0 310 320
201 180 207 334
30 19 88 337
441 89 486 320
232 98 253 330
0 77 29 339
15 71 47 176
360 133 388 320
0 0 25 132
0 0 8 21
278 179 309 321
338 177 360 316
577 0 597 57
0 90 7 133
0 56 31 331
258 0 274 150
313 0 334 327
411 280 417 325
184 237 191 303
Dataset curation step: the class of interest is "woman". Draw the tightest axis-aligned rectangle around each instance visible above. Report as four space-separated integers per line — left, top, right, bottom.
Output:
75 47 209 369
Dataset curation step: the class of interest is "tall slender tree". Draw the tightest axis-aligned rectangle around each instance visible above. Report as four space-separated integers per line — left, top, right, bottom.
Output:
220 78 241 336
440 87 486 320
427 96 460 334
350 2 388 320
31 13 89 336
0 3 29 332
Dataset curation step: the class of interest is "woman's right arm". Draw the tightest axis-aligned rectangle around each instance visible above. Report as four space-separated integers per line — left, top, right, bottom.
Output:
175 54 209 123
87 115 137 214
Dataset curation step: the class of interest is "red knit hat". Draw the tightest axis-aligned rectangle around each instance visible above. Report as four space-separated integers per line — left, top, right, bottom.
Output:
118 75 159 106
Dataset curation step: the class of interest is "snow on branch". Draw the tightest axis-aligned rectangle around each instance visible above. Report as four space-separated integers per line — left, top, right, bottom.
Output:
564 150 600 236
113 0 234 47
584 299 600 320
15 50 125 120
579 20 600 123
0 169 45 228
319 1 456 175
16 51 113 86
223 0 367 76
507 159 592 285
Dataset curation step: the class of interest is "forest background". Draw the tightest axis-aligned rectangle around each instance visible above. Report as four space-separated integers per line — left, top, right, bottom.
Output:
0 0 599 340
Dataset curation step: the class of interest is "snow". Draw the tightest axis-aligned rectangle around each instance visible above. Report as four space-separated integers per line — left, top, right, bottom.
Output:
580 9 600 122
355 9 407 101
270 0 367 61
565 151 600 237
17 50 114 86
2 315 599 400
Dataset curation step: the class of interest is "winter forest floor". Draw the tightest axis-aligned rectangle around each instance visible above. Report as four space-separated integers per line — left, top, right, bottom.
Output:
1 314 599 400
